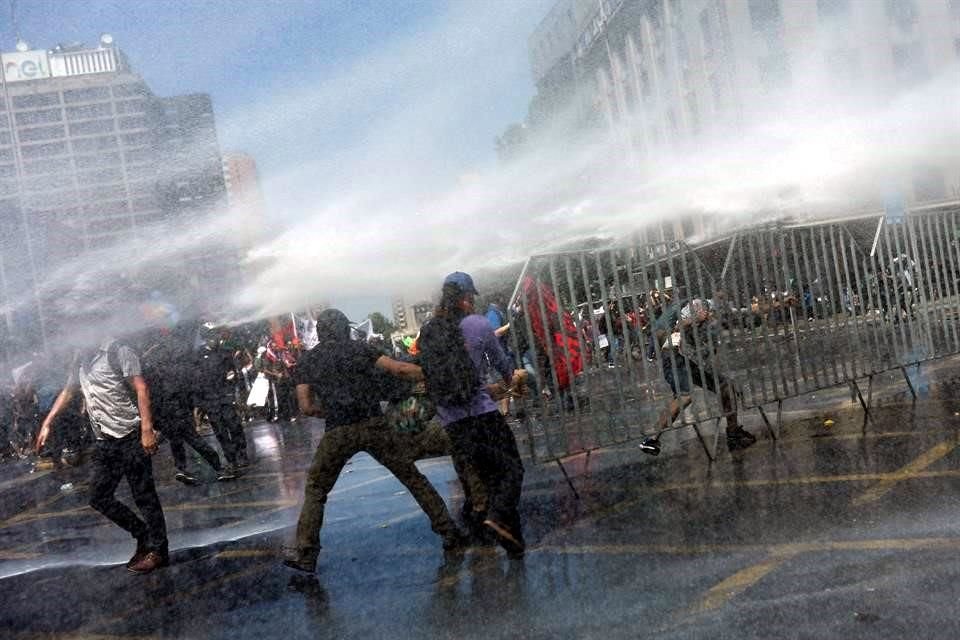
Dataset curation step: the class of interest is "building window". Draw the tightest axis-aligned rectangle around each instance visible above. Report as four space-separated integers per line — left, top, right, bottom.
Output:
758 53 791 91
68 119 116 136
75 152 122 169
951 0 960 18
66 103 114 121
817 0 851 20
0 131 11 145
710 73 725 112
749 0 782 32
14 108 62 126
700 8 715 58
23 157 72 176
12 92 61 109
71 136 118 153
885 0 918 29
123 148 153 164
666 109 679 140
115 100 147 115
20 141 67 159
78 167 124 185
119 116 149 131
112 83 150 98
686 92 701 136
62 87 111 104
18 125 65 142
121 132 152 147
954 38 960 58
681 217 696 239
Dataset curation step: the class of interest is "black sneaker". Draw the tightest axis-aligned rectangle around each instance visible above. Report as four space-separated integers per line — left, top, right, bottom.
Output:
727 429 757 451
216 467 238 482
639 437 661 456
174 471 200 486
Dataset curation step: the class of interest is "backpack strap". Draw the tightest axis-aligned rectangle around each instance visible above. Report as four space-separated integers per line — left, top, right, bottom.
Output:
106 341 140 406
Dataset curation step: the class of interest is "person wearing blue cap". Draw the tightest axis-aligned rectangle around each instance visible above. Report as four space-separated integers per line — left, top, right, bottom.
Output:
418 272 527 556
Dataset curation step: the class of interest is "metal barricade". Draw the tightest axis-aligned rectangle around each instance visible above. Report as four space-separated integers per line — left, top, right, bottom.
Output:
508 202 960 465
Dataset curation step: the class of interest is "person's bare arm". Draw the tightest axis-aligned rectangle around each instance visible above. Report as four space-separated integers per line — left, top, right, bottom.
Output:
34 385 78 452
375 355 423 381
296 383 323 417
131 375 157 455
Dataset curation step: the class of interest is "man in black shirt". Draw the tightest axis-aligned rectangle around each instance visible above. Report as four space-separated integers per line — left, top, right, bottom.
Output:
283 309 464 573
193 325 249 471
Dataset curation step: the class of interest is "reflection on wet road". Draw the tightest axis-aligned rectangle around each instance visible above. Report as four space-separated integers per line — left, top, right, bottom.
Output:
5 371 960 639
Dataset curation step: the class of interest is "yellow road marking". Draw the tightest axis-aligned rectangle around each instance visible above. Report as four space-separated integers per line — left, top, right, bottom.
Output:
0 550 42 560
215 549 276 559
695 556 791 613
581 467 960 526
526 536 960 558
852 439 959 506
13 634 157 640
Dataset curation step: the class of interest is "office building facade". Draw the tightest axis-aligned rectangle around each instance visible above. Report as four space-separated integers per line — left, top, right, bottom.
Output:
0 39 229 349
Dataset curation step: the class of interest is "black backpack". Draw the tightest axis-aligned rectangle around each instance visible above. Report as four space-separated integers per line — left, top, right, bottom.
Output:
418 316 479 406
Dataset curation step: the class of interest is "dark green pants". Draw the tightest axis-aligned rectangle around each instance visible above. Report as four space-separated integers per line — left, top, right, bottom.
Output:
295 417 459 554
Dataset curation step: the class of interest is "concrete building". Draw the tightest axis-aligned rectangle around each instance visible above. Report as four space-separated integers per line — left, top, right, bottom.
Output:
525 0 960 240
222 151 267 253
0 37 229 348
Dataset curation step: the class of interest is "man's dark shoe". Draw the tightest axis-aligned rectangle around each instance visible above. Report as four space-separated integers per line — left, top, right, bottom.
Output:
727 428 757 451
126 538 149 568
639 436 661 456
216 467 237 482
175 471 199 486
236 452 250 468
127 551 168 574
282 547 318 573
483 519 525 557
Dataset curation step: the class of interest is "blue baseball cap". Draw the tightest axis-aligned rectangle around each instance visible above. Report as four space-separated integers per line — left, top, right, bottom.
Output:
443 271 479 295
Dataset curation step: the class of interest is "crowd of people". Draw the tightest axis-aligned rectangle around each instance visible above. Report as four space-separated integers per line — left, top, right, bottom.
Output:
13 271 528 576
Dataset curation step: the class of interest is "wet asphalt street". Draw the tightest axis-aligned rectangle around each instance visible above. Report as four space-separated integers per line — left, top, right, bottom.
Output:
5 362 960 639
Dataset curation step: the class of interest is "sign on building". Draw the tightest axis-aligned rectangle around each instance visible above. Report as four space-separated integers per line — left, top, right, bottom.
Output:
2 50 51 83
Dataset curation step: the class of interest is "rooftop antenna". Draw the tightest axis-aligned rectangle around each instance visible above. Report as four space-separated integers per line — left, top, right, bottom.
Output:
10 0 27 51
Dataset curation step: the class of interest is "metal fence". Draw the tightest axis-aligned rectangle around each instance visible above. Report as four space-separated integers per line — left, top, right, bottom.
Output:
508 201 960 464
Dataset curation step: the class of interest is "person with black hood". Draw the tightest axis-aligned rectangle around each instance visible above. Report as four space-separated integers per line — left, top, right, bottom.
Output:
141 327 234 484
418 272 527 556
283 309 465 573
193 324 249 472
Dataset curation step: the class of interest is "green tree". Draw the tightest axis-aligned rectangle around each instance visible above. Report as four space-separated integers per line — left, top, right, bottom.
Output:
368 312 397 340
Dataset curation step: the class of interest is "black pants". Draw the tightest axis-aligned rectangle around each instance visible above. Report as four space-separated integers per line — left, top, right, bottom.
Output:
200 401 247 466
89 433 168 554
444 411 525 538
156 396 222 473
276 378 296 421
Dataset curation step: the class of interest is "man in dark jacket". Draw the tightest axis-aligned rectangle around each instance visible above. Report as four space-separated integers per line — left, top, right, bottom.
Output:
193 324 249 471
142 328 234 483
